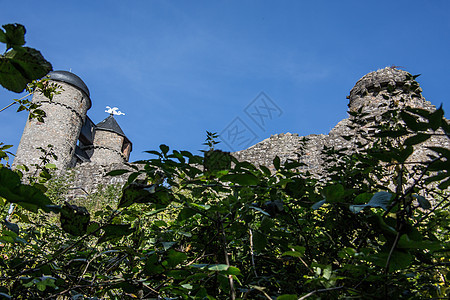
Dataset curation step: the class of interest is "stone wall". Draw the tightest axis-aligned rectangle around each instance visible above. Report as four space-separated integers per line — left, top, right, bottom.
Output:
234 68 449 175
64 162 133 199
84 130 126 165
16 67 448 199
14 81 90 170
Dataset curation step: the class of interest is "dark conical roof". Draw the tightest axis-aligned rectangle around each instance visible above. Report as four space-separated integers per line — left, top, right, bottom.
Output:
96 115 126 137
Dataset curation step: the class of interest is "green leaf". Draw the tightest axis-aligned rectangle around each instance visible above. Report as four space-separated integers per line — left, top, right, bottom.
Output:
406 106 430 119
221 173 259 185
285 178 305 198
438 178 450 189
414 195 431 209
366 250 412 272
162 241 176 250
119 183 172 208
106 169 130 176
99 224 134 243
159 144 169 155
203 150 232 172
281 250 304 258
311 199 326 210
260 216 274 233
397 235 442 251
350 191 392 213
0 47 52 93
44 163 56 169
427 146 450 160
144 150 162 157
223 266 241 275
441 118 450 135
283 160 305 169
259 165 272 177
398 146 414 163
208 264 229 271
323 184 344 203
253 230 268 252
144 254 164 275
273 156 281 170
400 111 423 131
0 24 26 50
60 203 90 236
177 207 197 221
428 105 444 131
365 191 392 209
167 249 187 268
404 133 431 146
166 270 190 279
370 151 395 163
0 167 56 213
277 295 298 300
86 222 100 234
354 193 373 204
322 265 332 280
373 129 408 138
3 220 19 234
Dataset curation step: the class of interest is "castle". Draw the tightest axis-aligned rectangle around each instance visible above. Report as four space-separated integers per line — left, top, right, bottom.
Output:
13 68 449 196
13 71 134 195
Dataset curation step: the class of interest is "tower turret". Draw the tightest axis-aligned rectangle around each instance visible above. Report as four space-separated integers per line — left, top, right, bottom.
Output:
348 67 435 115
13 71 91 170
83 113 132 165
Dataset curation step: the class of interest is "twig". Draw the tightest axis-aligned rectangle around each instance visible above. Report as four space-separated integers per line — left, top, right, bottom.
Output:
383 156 440 218
7 209 121 279
0 92 33 113
244 286 273 300
218 214 236 300
384 229 402 274
249 229 258 277
416 195 449 224
298 286 343 300
0 101 17 113
383 224 402 299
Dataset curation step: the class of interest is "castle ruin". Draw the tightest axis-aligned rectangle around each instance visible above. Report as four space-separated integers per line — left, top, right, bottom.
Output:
233 67 449 172
13 68 449 196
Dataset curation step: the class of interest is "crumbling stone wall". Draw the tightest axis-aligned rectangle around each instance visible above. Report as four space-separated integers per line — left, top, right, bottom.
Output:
234 68 449 174
18 67 447 199
64 162 132 199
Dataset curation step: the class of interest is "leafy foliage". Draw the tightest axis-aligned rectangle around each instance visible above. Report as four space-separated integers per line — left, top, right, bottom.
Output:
0 23 449 299
0 24 52 93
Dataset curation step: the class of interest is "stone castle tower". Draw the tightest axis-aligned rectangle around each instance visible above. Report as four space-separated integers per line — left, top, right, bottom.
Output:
13 71 132 171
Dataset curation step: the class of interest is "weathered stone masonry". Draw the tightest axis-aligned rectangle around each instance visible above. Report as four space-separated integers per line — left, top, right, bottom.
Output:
233 67 449 172
13 71 133 196
13 68 449 197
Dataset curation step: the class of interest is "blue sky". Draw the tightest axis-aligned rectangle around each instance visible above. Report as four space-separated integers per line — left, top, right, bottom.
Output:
1 0 449 162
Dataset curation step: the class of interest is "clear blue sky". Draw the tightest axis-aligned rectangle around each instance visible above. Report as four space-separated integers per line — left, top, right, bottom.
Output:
1 0 449 162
